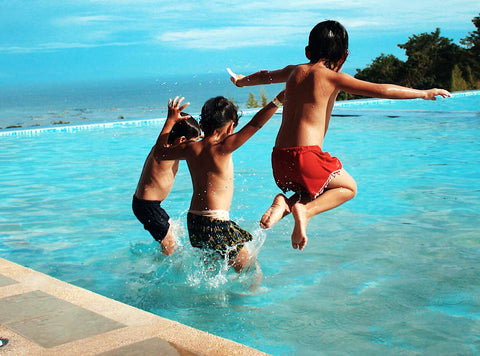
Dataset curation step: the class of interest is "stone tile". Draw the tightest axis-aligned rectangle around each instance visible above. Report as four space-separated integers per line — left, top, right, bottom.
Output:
0 290 125 348
96 338 198 356
0 274 18 287
0 290 61 324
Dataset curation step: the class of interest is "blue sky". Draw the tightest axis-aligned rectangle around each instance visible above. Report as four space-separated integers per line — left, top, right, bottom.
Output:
0 0 478 86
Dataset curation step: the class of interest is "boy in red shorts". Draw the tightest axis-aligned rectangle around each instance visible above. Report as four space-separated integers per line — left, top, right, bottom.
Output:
229 20 451 251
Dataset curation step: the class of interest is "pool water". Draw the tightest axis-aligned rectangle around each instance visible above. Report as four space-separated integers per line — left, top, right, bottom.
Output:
1 93 480 355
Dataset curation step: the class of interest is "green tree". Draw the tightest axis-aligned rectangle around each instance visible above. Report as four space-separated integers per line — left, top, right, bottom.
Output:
246 92 259 108
355 54 407 85
398 28 459 89
461 14 480 54
460 14 480 83
451 64 469 91
260 88 268 106
338 15 480 100
227 95 239 107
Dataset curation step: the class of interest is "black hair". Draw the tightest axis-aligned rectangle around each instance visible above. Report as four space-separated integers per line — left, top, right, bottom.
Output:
307 20 349 69
199 96 238 136
168 112 202 144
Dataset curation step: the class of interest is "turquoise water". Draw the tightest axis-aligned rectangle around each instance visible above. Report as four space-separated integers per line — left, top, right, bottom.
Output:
1 92 480 355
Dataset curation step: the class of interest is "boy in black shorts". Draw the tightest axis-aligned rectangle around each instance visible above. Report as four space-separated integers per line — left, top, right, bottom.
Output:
154 93 284 271
133 106 202 255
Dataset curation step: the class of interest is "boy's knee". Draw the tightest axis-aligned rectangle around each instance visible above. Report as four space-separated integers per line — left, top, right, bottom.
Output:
350 183 357 198
344 182 357 200
230 246 250 273
160 231 176 255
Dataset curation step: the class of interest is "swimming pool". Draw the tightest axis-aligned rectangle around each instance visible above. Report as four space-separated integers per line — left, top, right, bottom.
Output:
1 92 479 355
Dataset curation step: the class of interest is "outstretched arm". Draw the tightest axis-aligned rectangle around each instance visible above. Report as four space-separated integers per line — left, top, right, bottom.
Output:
334 72 451 100
229 66 296 87
152 96 191 162
220 90 285 153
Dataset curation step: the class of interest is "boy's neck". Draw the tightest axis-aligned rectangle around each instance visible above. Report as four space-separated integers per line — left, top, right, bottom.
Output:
205 126 232 143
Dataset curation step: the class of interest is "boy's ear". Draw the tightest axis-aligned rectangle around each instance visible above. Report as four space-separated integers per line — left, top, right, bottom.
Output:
227 121 235 134
334 51 349 72
172 136 186 144
305 46 311 60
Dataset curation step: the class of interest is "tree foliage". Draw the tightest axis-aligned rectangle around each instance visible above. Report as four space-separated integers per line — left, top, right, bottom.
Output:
246 92 259 108
337 14 480 100
260 88 268 106
355 54 407 85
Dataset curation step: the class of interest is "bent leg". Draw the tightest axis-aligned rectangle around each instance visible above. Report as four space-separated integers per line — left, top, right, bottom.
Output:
303 168 357 217
160 225 176 255
290 169 357 250
229 246 250 273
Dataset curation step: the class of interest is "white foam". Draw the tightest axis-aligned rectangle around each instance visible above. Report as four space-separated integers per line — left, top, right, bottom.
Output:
0 118 165 137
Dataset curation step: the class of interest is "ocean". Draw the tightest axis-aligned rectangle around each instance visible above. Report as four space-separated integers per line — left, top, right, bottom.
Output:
0 73 285 130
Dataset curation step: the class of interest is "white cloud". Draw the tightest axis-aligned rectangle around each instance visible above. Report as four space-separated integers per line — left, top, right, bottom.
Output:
54 15 125 26
1 0 477 54
158 26 305 49
0 41 144 54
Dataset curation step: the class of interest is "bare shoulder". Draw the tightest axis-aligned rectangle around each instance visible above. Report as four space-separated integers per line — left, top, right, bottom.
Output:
187 139 203 155
291 63 310 74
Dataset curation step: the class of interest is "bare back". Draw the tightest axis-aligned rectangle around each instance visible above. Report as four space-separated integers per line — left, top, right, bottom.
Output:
185 138 234 211
134 149 179 201
275 63 338 149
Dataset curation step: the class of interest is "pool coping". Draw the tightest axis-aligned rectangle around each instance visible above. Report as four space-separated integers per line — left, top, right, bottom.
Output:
0 257 269 356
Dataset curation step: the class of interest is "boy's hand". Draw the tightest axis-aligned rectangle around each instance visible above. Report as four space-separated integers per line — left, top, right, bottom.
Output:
167 96 190 121
227 68 245 87
423 89 451 100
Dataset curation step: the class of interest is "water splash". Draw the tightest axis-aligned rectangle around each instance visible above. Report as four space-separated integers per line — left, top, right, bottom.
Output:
126 219 268 309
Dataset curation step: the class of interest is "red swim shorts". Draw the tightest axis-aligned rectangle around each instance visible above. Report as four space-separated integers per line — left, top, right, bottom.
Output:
271 146 342 198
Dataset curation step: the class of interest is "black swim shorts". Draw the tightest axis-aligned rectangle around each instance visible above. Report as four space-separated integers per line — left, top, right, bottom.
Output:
132 195 170 242
187 212 252 260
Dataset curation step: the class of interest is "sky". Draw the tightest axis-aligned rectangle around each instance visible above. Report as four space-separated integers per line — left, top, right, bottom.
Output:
0 0 478 86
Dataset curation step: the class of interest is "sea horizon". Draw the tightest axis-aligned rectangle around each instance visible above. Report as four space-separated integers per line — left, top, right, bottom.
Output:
1 71 479 132
0 72 287 130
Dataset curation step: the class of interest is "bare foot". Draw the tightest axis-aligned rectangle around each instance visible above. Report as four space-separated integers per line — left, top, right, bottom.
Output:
260 194 291 229
291 202 308 250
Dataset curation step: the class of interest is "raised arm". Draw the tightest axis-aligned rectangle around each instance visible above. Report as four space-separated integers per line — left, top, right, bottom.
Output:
334 72 451 100
220 90 285 153
230 66 296 87
152 96 191 162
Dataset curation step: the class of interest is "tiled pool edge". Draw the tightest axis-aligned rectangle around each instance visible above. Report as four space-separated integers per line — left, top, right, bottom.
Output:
0 257 269 356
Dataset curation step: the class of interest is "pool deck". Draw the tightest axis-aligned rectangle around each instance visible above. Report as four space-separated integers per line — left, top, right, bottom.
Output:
0 258 269 356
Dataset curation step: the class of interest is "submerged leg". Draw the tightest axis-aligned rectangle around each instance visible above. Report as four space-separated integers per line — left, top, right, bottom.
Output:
290 169 357 250
229 246 250 273
160 226 176 255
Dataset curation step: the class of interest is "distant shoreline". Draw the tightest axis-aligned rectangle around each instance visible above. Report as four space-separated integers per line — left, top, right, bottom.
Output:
2 90 478 136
